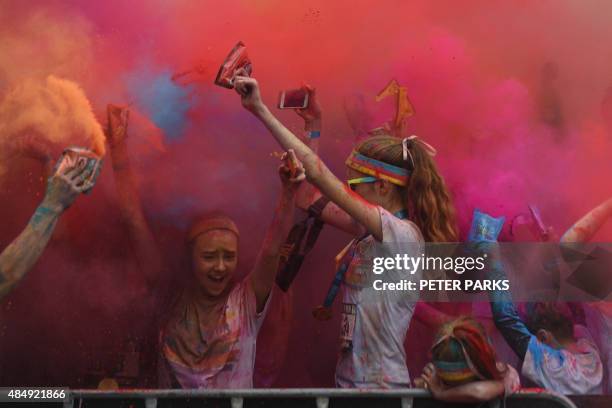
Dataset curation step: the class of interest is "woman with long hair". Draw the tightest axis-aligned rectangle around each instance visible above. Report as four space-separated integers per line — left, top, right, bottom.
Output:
234 76 458 387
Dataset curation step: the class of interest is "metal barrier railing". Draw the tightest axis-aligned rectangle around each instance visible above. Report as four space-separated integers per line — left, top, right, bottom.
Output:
67 388 581 408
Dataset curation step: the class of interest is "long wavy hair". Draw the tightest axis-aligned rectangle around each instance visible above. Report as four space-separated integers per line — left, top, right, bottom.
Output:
355 135 458 242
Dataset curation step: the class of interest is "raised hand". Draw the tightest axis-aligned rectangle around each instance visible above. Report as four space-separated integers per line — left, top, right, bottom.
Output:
295 85 321 130
106 104 130 147
234 75 265 114
278 149 306 193
43 156 99 213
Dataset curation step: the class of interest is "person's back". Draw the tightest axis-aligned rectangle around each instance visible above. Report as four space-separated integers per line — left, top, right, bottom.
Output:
486 248 604 395
520 302 603 394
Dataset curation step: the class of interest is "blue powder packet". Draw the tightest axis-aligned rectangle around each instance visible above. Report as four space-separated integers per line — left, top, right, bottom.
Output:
468 209 505 242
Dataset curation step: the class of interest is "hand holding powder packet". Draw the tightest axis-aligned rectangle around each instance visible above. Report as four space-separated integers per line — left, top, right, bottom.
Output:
53 147 102 194
214 41 252 89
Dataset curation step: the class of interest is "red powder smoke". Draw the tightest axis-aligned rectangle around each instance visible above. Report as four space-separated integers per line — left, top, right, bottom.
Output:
0 0 611 387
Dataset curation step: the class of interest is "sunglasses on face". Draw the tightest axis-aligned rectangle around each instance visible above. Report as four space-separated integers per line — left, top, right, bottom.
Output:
347 176 378 191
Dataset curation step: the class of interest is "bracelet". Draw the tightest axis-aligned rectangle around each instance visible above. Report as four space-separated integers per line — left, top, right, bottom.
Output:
307 130 321 139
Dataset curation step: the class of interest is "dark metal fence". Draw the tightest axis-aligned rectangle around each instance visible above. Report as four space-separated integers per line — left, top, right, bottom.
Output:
61 388 587 408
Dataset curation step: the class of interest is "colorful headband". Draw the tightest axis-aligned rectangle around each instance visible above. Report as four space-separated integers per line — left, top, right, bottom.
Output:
345 151 409 186
431 334 486 384
434 360 478 384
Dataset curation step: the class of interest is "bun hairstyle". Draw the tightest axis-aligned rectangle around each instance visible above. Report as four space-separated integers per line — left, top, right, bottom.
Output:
355 135 458 242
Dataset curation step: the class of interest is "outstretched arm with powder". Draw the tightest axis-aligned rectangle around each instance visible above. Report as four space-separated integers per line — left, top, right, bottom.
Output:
234 76 383 240
0 160 97 300
249 150 304 311
293 86 365 237
561 197 612 243
106 104 162 289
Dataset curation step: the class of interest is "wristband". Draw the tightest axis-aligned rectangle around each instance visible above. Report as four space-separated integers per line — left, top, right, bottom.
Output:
307 130 321 139
308 196 330 218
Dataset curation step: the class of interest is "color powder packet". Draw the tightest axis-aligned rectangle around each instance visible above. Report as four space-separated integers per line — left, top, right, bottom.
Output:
214 41 252 89
468 209 505 242
54 147 102 194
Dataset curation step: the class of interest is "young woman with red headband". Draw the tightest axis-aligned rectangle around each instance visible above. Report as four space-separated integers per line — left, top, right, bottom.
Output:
105 105 304 388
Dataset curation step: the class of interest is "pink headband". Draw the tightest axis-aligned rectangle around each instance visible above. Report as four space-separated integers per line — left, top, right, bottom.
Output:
187 216 239 243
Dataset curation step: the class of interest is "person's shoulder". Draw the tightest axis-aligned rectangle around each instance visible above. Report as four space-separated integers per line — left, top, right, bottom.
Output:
402 219 424 241
575 337 601 355
378 207 423 243
228 279 249 300
228 277 263 314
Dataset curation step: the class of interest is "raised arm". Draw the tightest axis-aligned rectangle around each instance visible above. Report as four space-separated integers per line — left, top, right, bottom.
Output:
234 77 381 240
106 105 161 288
0 159 96 300
293 85 322 211
293 86 365 237
249 150 304 312
560 197 612 243
484 244 532 359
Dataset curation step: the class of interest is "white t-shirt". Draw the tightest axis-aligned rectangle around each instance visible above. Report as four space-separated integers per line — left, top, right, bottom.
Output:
584 303 612 394
522 335 603 394
335 207 423 388
160 279 270 388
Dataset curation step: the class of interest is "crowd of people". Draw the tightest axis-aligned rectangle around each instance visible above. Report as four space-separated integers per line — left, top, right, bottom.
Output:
0 72 610 404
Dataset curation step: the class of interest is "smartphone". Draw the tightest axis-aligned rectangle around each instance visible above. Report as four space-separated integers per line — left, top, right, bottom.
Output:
278 88 309 109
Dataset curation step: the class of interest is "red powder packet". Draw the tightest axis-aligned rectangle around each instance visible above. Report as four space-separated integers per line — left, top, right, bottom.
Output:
214 41 252 89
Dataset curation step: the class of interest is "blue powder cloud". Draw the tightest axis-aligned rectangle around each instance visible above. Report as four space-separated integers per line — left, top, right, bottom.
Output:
124 64 193 141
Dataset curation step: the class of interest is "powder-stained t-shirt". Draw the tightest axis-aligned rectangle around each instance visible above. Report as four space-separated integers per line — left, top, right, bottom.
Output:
488 265 603 394
584 303 612 394
335 207 423 388
159 279 269 388
522 335 603 395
